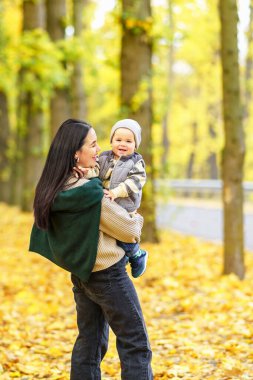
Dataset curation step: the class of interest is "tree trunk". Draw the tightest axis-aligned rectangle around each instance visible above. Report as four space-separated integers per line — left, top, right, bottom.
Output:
0 91 11 202
71 0 86 119
244 0 253 120
23 0 45 29
207 123 218 179
120 0 158 242
22 92 45 210
219 0 245 279
207 154 218 179
12 0 46 210
161 0 174 176
186 122 198 178
46 0 70 137
161 115 170 174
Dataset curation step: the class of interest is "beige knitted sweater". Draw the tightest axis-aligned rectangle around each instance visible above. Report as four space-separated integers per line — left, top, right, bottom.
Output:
67 177 143 271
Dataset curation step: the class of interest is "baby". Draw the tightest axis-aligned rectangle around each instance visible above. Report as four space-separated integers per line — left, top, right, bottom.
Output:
86 119 148 278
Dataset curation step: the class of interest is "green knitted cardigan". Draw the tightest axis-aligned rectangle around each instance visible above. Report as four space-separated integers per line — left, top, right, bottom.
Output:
29 178 104 282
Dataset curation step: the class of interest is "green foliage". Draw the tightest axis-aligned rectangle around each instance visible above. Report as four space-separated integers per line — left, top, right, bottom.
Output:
57 36 85 63
0 0 252 181
17 29 68 97
79 1 121 147
0 2 18 92
121 13 153 36
152 0 222 179
131 76 151 112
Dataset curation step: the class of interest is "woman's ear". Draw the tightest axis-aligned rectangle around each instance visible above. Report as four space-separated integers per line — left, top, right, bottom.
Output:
74 154 80 163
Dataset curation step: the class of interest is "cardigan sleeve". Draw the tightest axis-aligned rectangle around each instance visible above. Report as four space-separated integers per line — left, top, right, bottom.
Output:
99 197 143 243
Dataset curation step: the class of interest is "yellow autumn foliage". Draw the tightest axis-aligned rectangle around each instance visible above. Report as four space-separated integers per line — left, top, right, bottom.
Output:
1 203 253 379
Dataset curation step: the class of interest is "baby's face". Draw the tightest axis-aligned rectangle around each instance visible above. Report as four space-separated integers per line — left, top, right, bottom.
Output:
111 128 135 158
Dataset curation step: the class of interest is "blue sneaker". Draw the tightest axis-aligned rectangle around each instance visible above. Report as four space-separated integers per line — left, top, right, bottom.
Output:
129 249 148 278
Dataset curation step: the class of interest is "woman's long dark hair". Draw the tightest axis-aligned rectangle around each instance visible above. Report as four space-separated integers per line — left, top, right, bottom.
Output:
33 119 92 230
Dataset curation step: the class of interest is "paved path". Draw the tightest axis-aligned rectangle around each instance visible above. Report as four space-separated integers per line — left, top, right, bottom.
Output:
156 200 253 251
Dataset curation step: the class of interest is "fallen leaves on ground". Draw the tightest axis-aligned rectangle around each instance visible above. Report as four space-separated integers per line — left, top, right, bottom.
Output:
1 203 253 380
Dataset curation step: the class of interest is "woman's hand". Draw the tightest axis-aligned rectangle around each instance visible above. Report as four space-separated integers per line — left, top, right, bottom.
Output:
103 189 116 201
73 166 88 178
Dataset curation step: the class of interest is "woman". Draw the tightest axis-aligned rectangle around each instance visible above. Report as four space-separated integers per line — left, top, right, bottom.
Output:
29 119 153 380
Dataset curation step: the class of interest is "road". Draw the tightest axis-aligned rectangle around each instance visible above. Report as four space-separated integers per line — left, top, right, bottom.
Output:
156 200 253 251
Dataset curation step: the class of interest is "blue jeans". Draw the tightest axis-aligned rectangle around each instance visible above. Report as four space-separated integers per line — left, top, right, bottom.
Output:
70 257 153 380
117 241 140 257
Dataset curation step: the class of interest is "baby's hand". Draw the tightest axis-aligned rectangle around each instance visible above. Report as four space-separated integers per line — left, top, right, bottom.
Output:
73 166 88 178
103 189 116 201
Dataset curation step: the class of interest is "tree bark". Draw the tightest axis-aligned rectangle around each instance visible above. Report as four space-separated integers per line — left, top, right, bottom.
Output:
244 0 253 120
219 0 245 279
207 123 218 179
12 0 46 210
46 0 70 137
71 0 86 119
23 0 45 29
0 91 11 202
120 0 158 242
186 122 198 179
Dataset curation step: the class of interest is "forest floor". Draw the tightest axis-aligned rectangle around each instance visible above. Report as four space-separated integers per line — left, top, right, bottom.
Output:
1 203 253 380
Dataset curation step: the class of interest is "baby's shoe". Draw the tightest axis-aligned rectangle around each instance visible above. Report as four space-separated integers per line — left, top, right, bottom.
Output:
129 249 148 278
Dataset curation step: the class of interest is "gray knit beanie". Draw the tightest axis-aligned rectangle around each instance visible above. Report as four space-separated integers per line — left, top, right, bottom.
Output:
110 119 142 149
